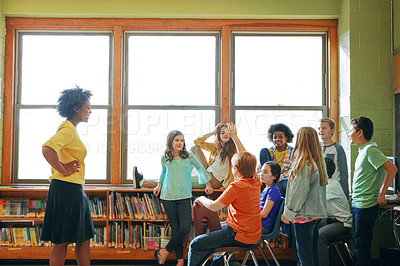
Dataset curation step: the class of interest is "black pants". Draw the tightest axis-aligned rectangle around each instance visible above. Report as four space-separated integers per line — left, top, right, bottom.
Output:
163 198 192 259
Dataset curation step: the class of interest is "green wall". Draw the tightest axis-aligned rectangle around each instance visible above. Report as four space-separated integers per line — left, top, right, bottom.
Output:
395 0 400 50
349 0 393 157
2 0 340 19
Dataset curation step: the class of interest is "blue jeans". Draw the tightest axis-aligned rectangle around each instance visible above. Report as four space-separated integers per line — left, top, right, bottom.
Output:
278 179 291 237
187 225 255 266
293 219 321 266
351 205 379 266
278 179 288 197
163 199 192 260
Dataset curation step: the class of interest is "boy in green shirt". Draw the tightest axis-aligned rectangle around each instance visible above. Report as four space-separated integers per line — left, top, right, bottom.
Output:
348 116 398 266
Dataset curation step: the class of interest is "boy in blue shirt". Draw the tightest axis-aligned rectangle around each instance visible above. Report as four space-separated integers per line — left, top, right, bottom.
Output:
348 116 398 266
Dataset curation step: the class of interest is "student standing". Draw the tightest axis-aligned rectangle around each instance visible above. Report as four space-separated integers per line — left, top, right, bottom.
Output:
318 157 352 266
191 123 241 189
259 161 282 234
153 130 213 266
281 127 328 266
41 87 94 266
319 117 349 198
348 116 398 266
187 151 261 266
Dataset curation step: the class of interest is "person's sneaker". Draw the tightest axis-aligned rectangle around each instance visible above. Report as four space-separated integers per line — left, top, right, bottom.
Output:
132 166 144 188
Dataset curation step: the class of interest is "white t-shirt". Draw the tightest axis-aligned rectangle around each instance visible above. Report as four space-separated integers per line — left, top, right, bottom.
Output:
207 153 230 188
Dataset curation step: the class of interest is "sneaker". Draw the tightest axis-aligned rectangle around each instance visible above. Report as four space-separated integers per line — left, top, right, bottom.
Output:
133 166 144 189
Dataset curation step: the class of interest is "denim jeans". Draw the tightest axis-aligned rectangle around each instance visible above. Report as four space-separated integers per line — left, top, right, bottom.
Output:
351 205 379 266
187 225 254 266
278 179 291 238
163 198 192 260
293 219 321 266
318 219 351 266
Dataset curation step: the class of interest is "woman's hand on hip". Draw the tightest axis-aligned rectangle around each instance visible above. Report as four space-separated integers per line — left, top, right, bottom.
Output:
62 160 80 176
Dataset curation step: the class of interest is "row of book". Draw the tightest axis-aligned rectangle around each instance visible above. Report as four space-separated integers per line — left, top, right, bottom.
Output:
0 226 43 247
1 196 227 221
1 222 288 250
108 222 143 249
0 199 46 218
107 222 173 249
0 197 106 219
88 197 107 218
109 192 167 220
0 225 107 247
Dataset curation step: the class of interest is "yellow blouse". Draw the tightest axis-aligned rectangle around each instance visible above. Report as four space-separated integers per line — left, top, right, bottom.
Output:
42 120 87 186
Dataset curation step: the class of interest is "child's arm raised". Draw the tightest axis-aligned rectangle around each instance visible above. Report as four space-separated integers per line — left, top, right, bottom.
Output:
227 122 246 152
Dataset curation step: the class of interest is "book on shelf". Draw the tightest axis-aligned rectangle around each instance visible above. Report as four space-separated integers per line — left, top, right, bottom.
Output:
88 197 106 218
109 192 167 221
0 199 46 218
0 225 45 247
108 221 143 249
90 227 107 247
0 225 106 248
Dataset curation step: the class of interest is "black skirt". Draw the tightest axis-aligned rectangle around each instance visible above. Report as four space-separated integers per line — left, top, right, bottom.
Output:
41 179 94 244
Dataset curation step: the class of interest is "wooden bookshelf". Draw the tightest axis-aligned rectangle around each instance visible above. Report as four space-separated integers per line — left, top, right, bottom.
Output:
0 185 292 261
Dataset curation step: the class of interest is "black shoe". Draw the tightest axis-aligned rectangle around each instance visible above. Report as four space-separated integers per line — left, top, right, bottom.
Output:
154 250 164 265
133 166 144 188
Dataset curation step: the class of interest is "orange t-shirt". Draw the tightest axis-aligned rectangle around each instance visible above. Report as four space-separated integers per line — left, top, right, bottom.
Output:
218 176 261 244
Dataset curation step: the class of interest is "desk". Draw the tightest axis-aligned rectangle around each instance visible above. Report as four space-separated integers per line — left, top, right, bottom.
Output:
378 205 400 248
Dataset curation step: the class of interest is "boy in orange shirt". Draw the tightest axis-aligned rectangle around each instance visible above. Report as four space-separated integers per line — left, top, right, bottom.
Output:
187 151 261 266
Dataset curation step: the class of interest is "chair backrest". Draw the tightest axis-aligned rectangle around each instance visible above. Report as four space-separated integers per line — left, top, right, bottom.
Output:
193 202 222 237
262 197 285 238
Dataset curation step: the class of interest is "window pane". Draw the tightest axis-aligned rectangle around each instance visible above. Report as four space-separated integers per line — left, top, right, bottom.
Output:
17 109 63 180
127 35 216 105
17 109 108 181
234 35 323 106
20 34 110 105
78 109 108 180
126 110 215 180
235 110 323 163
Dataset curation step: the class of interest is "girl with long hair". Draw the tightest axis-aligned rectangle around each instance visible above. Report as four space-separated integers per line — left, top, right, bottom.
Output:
153 130 213 266
191 123 245 189
281 127 328 266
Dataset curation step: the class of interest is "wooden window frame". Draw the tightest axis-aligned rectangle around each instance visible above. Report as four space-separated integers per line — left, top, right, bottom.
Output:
1 18 338 185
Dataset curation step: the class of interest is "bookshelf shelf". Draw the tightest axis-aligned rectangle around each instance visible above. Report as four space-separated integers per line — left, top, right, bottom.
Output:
0 185 291 262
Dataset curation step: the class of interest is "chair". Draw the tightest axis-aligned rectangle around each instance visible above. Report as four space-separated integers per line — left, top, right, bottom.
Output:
193 203 260 266
242 197 285 266
330 234 353 265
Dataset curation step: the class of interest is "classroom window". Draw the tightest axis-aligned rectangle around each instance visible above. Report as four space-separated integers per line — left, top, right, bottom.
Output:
232 33 327 160
3 19 337 185
123 33 220 181
14 32 112 183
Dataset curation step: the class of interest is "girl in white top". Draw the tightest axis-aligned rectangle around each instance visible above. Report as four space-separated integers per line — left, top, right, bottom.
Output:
192 123 245 189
